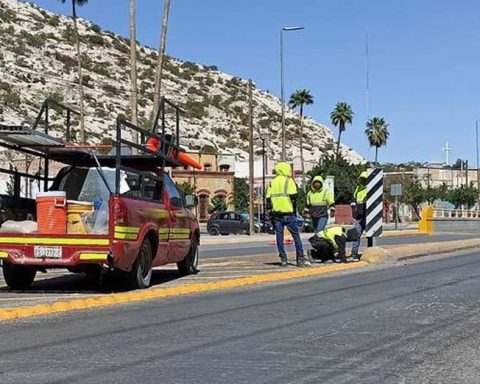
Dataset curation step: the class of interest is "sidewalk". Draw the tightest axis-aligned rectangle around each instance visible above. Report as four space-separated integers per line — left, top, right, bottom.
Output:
201 224 422 245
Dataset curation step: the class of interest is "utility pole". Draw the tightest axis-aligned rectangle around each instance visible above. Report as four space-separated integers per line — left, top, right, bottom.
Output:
129 0 138 139
151 0 171 125
248 80 255 235
476 120 480 208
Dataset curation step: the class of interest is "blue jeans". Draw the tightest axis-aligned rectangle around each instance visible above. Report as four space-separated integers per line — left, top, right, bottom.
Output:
312 216 328 233
351 219 365 256
273 215 304 260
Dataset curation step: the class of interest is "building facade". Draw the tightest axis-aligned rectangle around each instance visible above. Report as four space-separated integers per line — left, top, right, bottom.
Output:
171 153 235 222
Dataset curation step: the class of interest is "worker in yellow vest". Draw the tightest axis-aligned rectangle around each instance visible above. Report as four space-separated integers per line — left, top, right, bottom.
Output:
308 225 359 263
350 171 368 260
266 162 309 268
306 175 335 232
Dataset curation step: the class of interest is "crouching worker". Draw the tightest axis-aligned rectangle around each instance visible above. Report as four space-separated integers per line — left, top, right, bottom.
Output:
308 226 359 263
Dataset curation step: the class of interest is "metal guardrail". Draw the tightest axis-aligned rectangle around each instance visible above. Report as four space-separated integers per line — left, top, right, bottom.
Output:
432 208 480 219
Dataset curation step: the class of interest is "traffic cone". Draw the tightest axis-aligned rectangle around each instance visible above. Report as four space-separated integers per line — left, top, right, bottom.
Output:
268 227 293 246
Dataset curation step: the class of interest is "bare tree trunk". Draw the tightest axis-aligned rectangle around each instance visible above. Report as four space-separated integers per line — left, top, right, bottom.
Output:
299 104 306 193
151 0 171 126
129 0 138 141
375 146 379 164
71 1 85 143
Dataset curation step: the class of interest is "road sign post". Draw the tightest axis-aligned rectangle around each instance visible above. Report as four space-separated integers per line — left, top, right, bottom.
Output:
390 184 403 230
366 168 384 247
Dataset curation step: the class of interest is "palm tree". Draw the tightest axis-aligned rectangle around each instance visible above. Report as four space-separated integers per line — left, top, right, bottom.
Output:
365 117 390 164
129 0 138 141
289 89 314 192
59 0 88 143
330 102 354 161
151 0 172 125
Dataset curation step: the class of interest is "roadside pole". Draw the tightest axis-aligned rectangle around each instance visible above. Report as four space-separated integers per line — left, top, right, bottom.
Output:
248 80 255 235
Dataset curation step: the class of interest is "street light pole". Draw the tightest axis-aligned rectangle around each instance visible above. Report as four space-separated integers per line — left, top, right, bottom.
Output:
280 26 304 161
476 120 480 208
262 137 266 232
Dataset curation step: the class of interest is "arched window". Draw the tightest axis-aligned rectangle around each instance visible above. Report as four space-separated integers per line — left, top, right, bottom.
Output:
204 163 212 171
219 164 230 172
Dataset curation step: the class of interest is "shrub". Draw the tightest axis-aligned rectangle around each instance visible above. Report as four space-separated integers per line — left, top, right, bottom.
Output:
205 77 215 87
92 62 111 77
90 23 102 34
20 31 45 48
87 34 105 46
185 99 207 119
62 25 75 44
205 65 218 71
181 61 199 72
0 81 12 93
3 91 21 107
47 15 60 27
112 38 129 54
102 84 117 96
0 8 16 23
210 94 222 108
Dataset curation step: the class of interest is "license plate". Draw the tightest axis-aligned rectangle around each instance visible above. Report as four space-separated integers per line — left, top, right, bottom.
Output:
34 246 62 259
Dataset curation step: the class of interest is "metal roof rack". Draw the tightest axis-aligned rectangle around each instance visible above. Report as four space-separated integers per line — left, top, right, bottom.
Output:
0 97 185 196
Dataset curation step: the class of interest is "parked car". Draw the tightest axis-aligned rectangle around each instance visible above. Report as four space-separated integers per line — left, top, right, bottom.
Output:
207 212 272 235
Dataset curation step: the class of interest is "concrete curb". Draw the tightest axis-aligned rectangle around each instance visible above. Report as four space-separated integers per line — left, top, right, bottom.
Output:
362 239 480 264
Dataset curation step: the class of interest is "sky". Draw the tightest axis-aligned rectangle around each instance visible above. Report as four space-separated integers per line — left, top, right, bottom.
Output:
29 0 480 165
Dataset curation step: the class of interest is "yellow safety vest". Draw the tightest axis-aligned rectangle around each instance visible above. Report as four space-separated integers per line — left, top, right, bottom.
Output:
266 175 297 213
354 186 367 204
317 226 345 250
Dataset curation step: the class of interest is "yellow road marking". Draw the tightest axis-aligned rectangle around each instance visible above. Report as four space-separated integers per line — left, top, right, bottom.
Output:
0 262 367 322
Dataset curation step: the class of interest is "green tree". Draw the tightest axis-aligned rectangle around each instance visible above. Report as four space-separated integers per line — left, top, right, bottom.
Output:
308 154 365 204
232 177 249 212
208 196 227 214
58 0 89 143
403 179 425 220
176 181 195 196
447 185 477 209
289 89 314 191
365 117 390 164
330 102 354 161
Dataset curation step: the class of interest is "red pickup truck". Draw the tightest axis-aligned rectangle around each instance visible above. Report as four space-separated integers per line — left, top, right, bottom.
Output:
0 98 200 290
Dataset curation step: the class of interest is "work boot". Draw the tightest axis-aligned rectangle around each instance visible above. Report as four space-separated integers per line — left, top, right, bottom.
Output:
280 258 288 268
306 250 314 263
296 257 311 268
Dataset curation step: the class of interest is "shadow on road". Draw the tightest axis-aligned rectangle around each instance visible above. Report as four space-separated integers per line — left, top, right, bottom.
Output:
0 269 184 295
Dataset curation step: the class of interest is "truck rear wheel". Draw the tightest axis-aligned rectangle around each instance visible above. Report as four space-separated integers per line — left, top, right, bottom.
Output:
128 240 153 289
177 242 199 276
2 262 36 290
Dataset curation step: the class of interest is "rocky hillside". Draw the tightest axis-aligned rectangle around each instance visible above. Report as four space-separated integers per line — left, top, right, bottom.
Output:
0 0 364 164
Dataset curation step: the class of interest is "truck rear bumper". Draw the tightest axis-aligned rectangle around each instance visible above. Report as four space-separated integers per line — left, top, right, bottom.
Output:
0 247 113 268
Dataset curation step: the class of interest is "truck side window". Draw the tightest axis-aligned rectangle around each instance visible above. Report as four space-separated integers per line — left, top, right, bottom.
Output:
143 176 163 202
164 174 183 207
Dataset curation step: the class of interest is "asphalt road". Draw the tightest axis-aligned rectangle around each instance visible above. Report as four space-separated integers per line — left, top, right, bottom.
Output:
2 250 480 383
200 233 479 259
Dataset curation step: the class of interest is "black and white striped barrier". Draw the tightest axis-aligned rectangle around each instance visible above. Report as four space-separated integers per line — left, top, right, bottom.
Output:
366 168 384 247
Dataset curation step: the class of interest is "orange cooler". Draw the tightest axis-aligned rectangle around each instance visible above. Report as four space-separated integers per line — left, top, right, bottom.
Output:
36 191 67 235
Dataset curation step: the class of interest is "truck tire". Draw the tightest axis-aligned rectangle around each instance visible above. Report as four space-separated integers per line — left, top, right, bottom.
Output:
128 240 153 289
2 262 36 290
177 242 199 276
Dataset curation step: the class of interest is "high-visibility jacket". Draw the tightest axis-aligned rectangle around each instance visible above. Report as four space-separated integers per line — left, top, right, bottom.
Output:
266 162 297 213
352 171 368 220
317 226 345 250
307 175 335 218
